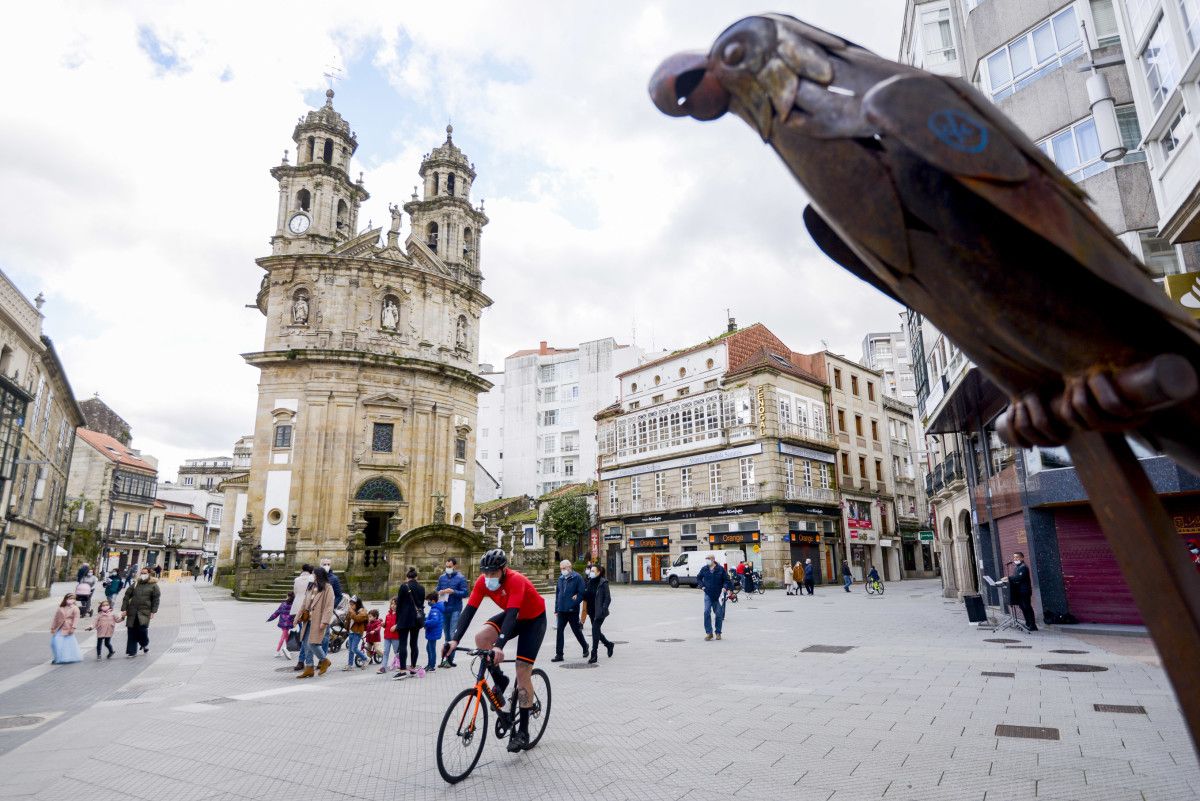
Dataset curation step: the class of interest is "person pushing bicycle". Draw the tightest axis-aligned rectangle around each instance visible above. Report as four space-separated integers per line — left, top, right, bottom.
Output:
443 549 547 753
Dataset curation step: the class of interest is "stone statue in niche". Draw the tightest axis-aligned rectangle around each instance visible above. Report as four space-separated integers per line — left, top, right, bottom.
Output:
381 296 400 331
292 290 309 325
455 315 468 349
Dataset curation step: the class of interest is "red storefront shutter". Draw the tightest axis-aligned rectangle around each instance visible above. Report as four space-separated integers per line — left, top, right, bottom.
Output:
1055 507 1141 626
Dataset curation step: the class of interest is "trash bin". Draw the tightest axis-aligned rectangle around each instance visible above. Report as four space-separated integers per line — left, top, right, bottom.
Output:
963 593 988 623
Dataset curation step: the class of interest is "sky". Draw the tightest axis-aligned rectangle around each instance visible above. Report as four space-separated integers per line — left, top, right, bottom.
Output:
0 1 906 480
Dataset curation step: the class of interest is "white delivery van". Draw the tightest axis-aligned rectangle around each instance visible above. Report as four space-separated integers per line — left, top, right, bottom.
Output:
666 549 744 587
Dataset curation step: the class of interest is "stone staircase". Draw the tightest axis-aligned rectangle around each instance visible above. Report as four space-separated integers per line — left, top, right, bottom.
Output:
237 577 295 603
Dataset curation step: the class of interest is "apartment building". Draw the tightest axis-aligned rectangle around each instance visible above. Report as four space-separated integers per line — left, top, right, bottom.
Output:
861 330 918 407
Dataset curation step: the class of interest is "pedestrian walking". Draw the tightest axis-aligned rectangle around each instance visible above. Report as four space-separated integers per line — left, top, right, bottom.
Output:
343 596 369 671
393 568 425 678
87 600 120 659
586 565 614 663
436 557 469 668
290 563 314 672
790 561 803 595
803 559 815 595
50 594 82 664
295 567 334 678
841 560 853 593
423 592 444 675
153 564 162 579
379 598 399 674
319 558 344 609
76 563 90 583
74 573 94 618
267 592 295 658
120 567 160 657
551 560 588 662
1000 551 1039 631
104 570 122 608
697 555 733 641
364 609 382 663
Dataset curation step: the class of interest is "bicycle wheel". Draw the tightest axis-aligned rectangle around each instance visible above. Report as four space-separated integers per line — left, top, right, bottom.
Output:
524 668 553 749
865 582 876 595
436 687 488 784
875 582 885 595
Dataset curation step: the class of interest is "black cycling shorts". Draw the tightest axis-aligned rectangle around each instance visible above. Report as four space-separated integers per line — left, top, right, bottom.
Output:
485 611 547 665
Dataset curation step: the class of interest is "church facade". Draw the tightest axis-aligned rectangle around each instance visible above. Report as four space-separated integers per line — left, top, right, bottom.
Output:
235 90 493 597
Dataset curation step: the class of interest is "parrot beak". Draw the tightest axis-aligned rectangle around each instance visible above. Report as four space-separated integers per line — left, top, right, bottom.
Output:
649 51 730 122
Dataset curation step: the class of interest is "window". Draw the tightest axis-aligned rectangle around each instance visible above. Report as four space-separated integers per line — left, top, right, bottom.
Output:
833 368 842 390
984 6 1083 101
544 435 556 454
1183 0 1200 51
870 420 879 441
875 459 884 481
541 458 555 474
705 358 715 369
837 409 846 431
183 476 194 486
455 438 467 460
564 459 576 477
817 462 832 489
855 415 864 437
739 457 754 487
1160 106 1188 156
426 222 439 251
481 428 489 438
1142 20 1180 112
681 467 691 499
785 457 795 490
703 379 718 390
1139 231 1182 276
709 463 720 496
858 455 868 479
543 410 558 426
542 386 557 402
850 375 859 396
1127 0 1158 40
677 387 690 397
562 432 578 452
609 481 619 514
296 188 311 212
480 450 488 460
1090 0 1120 45
867 382 875 401
372 423 394 452
921 6 956 66
167 524 175 539
652 394 664 404
1117 105 1147 163
540 365 556 383
631 476 641 502
447 173 456 195
1038 116 1105 180
841 453 851 479
273 424 293 449
655 472 665 502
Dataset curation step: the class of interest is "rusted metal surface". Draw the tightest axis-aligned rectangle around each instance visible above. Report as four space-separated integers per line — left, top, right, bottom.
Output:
650 13 1200 755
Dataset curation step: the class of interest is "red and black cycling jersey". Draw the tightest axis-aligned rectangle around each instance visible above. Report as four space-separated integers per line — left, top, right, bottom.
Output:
451 568 546 648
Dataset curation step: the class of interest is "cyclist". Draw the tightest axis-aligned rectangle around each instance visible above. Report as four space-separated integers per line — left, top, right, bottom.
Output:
866 565 881 591
443 549 547 753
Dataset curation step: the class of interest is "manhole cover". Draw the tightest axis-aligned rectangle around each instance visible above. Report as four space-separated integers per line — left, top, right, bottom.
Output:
982 671 1015 678
1094 704 1145 714
984 638 1020 644
1037 663 1108 673
773 610 794 613
802 645 854 654
655 638 685 643
1050 649 1088 654
996 724 1059 740
0 715 44 730
1005 645 1032 649
560 662 598 669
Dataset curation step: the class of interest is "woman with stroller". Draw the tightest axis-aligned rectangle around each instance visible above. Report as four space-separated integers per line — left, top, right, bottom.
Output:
74 571 96 617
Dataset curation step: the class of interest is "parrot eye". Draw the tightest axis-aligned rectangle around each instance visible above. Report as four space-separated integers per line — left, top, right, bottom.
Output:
722 41 746 66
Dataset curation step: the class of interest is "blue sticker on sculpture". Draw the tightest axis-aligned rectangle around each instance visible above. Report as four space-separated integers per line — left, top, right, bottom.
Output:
928 109 988 153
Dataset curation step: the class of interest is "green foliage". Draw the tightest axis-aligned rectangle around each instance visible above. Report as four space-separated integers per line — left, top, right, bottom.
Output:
70 528 101 570
539 495 591 547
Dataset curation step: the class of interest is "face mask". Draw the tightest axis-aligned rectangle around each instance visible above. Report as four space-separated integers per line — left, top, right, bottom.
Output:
706 561 715 568
139 574 149 581
561 568 570 576
445 568 454 575
485 577 501 591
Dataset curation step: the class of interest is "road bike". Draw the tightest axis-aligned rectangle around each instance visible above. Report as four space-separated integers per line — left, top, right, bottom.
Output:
865 578 885 595
435 647 552 784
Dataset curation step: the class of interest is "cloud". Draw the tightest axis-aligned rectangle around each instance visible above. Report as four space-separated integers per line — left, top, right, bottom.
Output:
0 1 905 480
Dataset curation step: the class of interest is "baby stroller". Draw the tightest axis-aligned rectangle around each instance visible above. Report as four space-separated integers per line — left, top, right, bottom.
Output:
327 609 349 653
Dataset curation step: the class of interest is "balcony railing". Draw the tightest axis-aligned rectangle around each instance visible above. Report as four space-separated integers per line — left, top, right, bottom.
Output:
785 484 837 504
780 422 838 449
110 528 147 542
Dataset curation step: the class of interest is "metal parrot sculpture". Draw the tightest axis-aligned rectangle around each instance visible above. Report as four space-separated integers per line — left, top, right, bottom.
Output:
649 14 1200 471
650 13 1200 753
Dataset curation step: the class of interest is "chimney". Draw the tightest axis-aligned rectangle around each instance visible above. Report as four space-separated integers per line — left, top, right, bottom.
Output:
726 316 738 334
539 340 549 355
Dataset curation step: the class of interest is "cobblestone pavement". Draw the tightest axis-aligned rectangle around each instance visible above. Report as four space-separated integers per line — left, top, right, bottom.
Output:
0 578 1196 801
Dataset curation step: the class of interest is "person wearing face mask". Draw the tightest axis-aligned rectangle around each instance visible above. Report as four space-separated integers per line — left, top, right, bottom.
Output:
1000 551 1038 632
436 557 469 668
584 565 614 664
50 594 82 664
697 555 733 641
551 560 589 662
120 567 161 657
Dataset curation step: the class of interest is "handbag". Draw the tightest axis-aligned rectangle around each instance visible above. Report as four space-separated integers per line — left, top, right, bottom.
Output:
286 627 302 652
406 583 425 627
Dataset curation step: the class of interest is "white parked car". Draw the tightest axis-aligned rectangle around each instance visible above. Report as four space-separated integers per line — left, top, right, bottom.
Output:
666 549 744 588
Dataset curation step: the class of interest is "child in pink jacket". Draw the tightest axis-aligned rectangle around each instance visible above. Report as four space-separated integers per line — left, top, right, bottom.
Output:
87 600 121 659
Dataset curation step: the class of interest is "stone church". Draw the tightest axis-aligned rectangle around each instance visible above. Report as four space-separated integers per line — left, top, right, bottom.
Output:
235 90 493 598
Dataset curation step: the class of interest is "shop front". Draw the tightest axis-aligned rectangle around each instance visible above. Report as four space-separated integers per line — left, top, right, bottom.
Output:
786 529 822 583
706 530 760 573
900 530 937 578
630 535 671 583
602 527 625 583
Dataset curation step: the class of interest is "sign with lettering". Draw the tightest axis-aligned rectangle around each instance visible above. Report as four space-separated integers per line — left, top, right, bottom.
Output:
918 530 935 542
756 385 768 436
630 537 669 549
1174 514 1200 535
603 531 623 542
847 517 872 529
707 531 761 544
791 532 820 545
590 529 601 557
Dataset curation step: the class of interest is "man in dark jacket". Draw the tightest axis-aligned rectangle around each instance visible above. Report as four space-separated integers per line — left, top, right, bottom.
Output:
803 559 815 596
551 560 589 662
697 556 732 641
121 568 161 657
436 557 469 667
1002 551 1038 631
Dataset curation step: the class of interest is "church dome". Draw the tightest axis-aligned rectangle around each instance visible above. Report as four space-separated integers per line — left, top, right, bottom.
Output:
419 125 476 181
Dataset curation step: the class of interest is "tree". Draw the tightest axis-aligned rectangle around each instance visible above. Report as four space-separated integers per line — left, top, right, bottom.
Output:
539 496 591 561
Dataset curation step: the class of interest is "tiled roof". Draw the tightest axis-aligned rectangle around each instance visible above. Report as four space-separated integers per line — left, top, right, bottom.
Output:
75 427 156 473
537 481 596 502
477 496 528 515
725 345 824 385
507 346 579 359
165 511 208 522
498 508 539 526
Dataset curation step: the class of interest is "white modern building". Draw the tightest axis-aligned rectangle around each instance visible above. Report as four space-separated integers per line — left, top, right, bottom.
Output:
481 338 645 498
860 328 918 406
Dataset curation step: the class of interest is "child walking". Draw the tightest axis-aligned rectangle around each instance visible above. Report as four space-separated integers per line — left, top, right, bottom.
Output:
343 596 369 671
50 594 82 664
267 592 295 658
86 600 121 659
423 592 444 676
364 609 382 663
379 599 399 675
